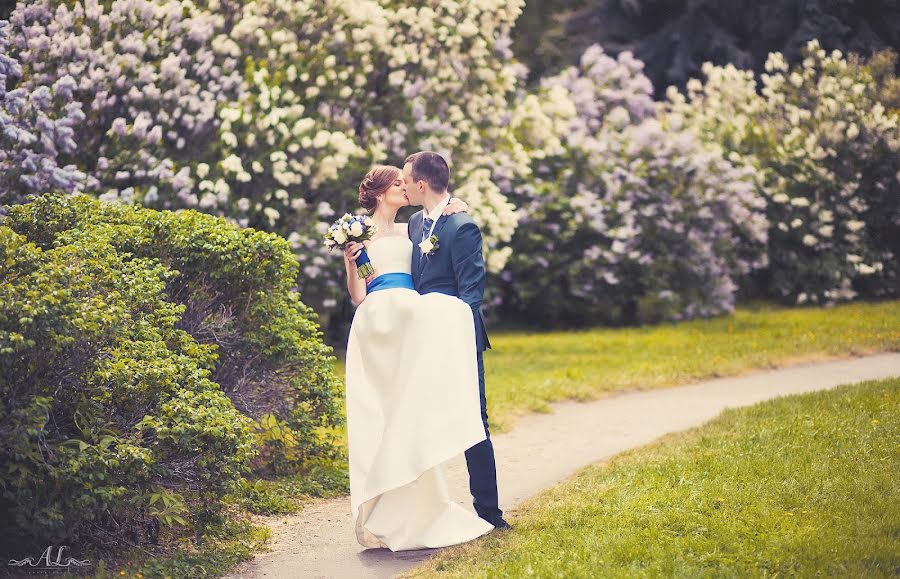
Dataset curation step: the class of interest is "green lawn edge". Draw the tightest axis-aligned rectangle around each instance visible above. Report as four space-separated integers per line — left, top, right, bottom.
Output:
405 377 900 578
335 300 900 433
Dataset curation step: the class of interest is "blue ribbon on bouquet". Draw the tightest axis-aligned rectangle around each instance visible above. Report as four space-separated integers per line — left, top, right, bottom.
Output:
354 248 375 279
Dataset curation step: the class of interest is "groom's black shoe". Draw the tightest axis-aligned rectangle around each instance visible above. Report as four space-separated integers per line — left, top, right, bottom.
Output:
490 517 512 531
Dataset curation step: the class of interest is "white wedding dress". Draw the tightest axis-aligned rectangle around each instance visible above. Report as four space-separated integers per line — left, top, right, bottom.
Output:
345 234 494 551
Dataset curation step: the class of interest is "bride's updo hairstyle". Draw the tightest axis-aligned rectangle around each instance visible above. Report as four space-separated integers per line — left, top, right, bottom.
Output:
358 165 401 211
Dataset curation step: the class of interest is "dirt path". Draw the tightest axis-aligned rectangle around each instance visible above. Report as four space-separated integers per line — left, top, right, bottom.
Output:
224 353 900 579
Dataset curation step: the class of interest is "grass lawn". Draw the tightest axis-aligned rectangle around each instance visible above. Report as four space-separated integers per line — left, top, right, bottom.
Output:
405 377 900 578
433 300 900 431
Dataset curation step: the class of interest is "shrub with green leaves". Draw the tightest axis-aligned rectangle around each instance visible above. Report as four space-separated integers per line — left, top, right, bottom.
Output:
0 212 252 543
0 191 341 545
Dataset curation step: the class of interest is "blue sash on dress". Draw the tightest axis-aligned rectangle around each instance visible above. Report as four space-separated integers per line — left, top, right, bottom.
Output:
366 272 415 295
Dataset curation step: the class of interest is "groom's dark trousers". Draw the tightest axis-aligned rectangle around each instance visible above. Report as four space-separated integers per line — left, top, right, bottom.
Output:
409 209 503 524
465 350 502 521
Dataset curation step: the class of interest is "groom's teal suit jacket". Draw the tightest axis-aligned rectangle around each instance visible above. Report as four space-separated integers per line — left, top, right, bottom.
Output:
409 210 492 352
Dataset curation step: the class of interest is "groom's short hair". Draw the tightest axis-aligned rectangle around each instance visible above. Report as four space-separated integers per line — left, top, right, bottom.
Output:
404 151 450 193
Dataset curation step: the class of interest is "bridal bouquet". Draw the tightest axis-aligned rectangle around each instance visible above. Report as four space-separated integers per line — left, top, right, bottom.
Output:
325 214 377 278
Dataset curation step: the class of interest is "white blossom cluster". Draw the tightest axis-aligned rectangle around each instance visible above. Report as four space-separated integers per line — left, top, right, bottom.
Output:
217 0 525 307
0 20 86 209
3 0 524 314
667 39 899 304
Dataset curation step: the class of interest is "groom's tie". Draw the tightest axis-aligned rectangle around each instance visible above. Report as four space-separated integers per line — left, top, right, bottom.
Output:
422 216 434 243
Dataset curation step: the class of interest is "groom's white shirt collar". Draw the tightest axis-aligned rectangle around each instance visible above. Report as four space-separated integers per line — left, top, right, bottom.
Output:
425 193 451 223
422 193 451 240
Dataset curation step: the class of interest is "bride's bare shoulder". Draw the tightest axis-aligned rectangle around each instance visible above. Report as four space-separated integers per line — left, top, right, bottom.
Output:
393 222 407 234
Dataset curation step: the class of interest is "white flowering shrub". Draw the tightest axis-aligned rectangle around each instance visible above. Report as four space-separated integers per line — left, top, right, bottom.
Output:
219 0 523 310
504 46 656 189
498 45 768 325
667 40 900 304
3 0 524 315
8 1 892 329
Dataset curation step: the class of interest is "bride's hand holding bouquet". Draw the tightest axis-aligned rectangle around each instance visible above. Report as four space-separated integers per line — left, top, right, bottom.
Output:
325 214 377 279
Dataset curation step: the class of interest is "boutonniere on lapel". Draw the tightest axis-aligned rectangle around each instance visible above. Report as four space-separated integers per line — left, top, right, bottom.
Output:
419 234 440 257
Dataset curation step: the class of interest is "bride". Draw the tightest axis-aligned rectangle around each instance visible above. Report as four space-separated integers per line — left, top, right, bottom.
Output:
342 165 495 551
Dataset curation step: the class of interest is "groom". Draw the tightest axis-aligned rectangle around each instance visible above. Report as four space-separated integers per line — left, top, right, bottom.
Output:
402 151 510 530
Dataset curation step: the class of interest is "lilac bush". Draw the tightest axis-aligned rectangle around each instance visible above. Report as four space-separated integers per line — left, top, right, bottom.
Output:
204 0 524 313
498 45 768 325
0 20 85 211
6 0 242 208
667 40 900 304
3 0 524 315
7 1 888 329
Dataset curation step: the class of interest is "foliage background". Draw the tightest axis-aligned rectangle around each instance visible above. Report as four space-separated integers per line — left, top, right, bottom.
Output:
511 0 900 89
3 0 896 332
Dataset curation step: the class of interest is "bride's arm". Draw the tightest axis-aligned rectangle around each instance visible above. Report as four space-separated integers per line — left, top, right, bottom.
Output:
344 242 369 306
443 197 469 215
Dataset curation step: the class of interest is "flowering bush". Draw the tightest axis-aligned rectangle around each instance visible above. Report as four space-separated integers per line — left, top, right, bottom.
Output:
0 20 85 209
497 45 768 325
666 40 900 304
5 0 894 327
6 0 243 208
3 0 524 315
218 0 524 311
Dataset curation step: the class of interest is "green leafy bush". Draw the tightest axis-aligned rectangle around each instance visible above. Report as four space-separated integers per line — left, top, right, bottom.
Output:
0 191 341 546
